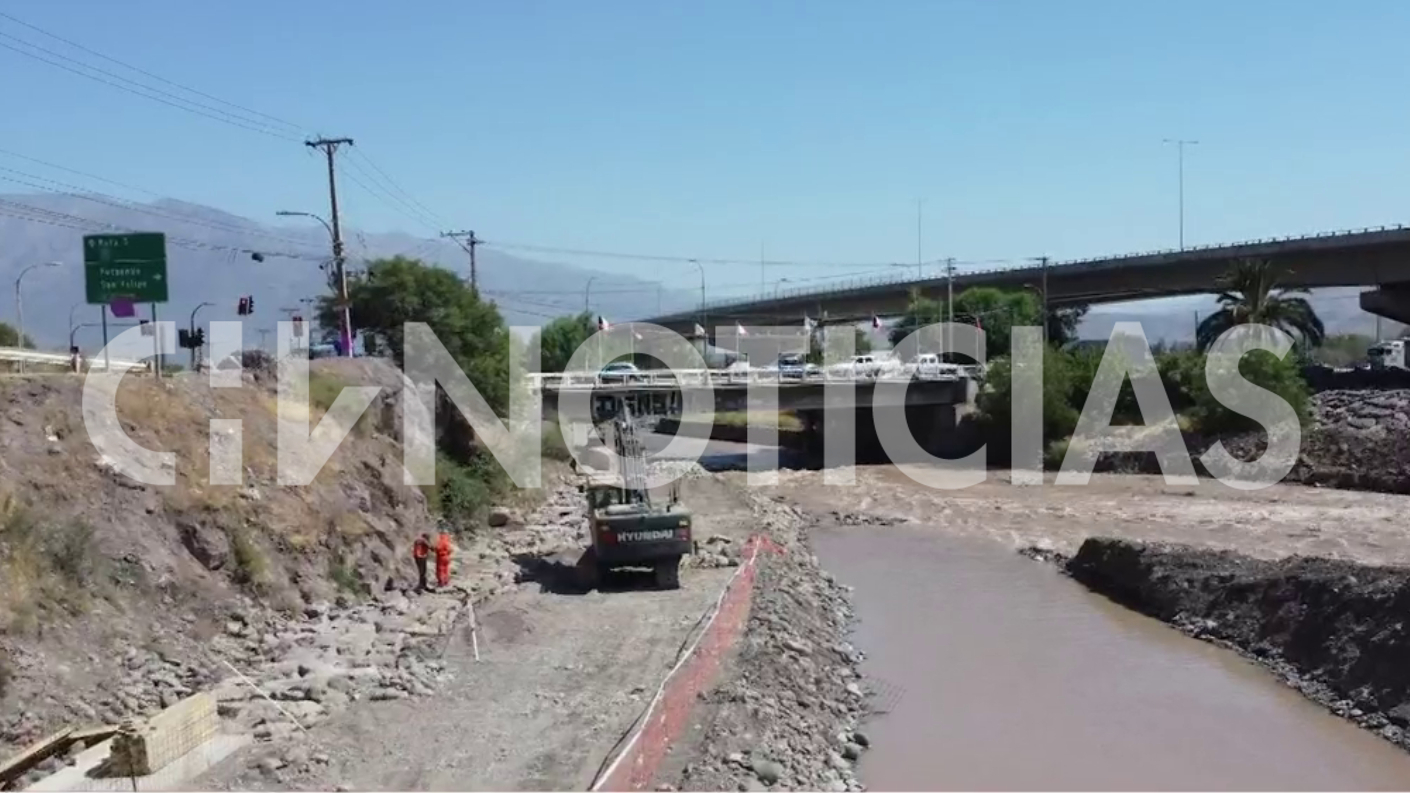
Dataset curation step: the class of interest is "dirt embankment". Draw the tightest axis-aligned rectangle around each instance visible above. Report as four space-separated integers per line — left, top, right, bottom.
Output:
674 490 870 793
0 359 557 768
1065 537 1410 750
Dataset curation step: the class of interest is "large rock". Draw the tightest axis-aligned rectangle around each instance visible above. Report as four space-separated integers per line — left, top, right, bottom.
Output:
178 519 229 571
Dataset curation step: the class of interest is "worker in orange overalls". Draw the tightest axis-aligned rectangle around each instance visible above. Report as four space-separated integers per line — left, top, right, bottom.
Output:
434 528 453 589
412 533 431 592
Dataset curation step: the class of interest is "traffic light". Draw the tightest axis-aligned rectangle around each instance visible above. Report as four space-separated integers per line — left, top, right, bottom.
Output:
178 329 192 349
193 327 205 348
247 296 254 314
237 297 248 316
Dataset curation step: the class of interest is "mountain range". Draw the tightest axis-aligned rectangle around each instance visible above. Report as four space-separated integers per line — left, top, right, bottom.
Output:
0 193 697 350
2 193 1401 354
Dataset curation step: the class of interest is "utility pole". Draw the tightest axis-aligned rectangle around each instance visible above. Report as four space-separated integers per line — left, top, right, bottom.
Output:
1029 256 1051 345
917 199 924 280
1163 139 1198 250
442 230 480 292
945 257 955 359
257 327 272 352
306 137 355 357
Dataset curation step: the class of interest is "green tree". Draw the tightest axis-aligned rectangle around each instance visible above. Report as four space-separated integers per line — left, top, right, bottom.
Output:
1049 305 1088 347
889 287 1043 361
317 256 511 415
1196 258 1325 352
532 312 595 372
0 322 35 349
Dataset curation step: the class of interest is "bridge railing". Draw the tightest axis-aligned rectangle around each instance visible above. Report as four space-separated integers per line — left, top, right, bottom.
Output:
670 223 1410 316
527 363 984 391
0 347 146 372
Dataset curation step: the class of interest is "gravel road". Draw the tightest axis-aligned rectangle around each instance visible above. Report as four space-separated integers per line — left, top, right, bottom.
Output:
199 471 746 791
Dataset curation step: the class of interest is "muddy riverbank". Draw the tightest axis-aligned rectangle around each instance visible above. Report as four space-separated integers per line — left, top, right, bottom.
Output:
1066 537 1410 754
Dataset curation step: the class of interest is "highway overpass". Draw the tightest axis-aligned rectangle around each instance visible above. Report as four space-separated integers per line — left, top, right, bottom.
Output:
639 225 1410 335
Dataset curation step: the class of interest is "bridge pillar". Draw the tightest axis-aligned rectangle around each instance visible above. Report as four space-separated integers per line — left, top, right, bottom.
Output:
1360 283 1410 327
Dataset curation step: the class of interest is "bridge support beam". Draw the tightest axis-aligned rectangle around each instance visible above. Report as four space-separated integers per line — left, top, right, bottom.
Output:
1360 283 1410 328
796 403 978 466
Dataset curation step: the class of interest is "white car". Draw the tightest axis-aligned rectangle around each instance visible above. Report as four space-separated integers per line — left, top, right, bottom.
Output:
910 353 965 380
830 354 882 379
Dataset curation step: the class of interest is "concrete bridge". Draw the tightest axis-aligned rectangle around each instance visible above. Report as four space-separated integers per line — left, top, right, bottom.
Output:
532 368 978 462
639 225 1410 334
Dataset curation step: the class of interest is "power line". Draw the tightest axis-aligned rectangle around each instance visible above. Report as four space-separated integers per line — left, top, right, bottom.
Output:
0 198 325 260
0 11 306 134
348 148 448 228
0 166 322 248
0 33 299 141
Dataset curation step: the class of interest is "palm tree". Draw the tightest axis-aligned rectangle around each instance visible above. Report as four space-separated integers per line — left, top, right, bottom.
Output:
1195 258 1325 352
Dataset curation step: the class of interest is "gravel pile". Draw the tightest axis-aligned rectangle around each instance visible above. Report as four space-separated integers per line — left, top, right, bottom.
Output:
676 494 869 792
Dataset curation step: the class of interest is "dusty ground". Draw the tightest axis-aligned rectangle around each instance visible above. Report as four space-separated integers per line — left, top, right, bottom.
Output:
763 466 1410 566
198 471 750 791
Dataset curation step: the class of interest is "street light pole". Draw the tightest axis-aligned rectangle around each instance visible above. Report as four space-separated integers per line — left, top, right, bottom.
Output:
917 199 924 280
14 261 59 373
1163 139 1198 250
689 259 706 343
585 276 596 315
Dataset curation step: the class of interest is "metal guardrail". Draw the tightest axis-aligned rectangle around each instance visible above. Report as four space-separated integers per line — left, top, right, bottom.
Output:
0 347 146 372
528 364 983 391
664 223 1410 317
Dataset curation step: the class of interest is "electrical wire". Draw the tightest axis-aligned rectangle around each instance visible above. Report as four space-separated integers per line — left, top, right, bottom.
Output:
0 167 322 249
0 198 325 260
0 10 305 134
0 34 299 141
347 148 448 229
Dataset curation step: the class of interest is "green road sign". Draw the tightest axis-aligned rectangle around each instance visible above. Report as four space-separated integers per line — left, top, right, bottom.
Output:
84 232 168 304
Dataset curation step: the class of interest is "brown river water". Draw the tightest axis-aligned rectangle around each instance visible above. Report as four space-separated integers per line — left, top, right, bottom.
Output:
649 435 1410 789
812 522 1410 791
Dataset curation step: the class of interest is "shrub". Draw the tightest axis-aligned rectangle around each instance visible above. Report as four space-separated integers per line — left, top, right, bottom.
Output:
228 527 270 590
1043 438 1070 471
1186 348 1311 435
976 348 1082 444
541 421 573 462
328 556 362 594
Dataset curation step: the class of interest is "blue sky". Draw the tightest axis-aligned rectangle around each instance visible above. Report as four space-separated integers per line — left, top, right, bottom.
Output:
3 0 1409 303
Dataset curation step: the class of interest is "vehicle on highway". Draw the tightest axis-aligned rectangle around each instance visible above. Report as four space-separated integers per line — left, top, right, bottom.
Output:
777 352 820 380
909 353 966 379
1368 339 1408 370
830 354 883 379
597 361 640 384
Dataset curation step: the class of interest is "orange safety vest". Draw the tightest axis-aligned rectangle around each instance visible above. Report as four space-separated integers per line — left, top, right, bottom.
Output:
435 533 452 561
413 537 430 560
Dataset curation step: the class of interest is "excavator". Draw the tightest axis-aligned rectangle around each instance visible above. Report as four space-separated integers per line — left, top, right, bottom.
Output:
580 407 693 590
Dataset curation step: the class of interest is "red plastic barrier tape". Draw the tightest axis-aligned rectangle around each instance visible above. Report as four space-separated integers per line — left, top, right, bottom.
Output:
591 536 773 791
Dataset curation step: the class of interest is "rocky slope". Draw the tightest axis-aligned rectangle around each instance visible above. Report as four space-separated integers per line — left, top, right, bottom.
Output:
0 358 572 770
675 492 869 793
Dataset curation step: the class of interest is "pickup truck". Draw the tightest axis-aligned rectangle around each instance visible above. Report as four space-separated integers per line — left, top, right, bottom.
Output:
777 353 820 380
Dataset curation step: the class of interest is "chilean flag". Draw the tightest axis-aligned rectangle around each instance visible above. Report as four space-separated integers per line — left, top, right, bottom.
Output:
597 315 610 331
736 322 748 337
871 314 883 330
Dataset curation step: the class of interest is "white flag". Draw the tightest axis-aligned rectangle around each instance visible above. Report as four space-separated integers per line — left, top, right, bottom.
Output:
736 322 749 337
694 323 706 336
